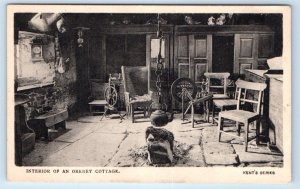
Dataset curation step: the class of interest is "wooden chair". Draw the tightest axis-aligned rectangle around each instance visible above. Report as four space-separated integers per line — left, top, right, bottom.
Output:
204 72 238 123
218 79 267 152
212 86 239 124
204 72 230 99
121 66 153 123
88 80 108 115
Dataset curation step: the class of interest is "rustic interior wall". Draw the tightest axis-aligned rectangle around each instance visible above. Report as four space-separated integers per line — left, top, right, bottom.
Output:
16 37 78 120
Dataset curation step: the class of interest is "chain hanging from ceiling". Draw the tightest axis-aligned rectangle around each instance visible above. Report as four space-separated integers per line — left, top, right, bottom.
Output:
149 13 174 127
155 13 164 109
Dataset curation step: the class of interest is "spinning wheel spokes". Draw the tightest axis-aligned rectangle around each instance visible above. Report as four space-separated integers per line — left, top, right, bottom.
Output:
171 78 197 103
104 86 118 107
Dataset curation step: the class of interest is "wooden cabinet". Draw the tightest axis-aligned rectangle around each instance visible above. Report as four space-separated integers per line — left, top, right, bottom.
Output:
245 70 284 154
266 74 283 153
235 33 274 73
174 34 212 84
258 34 275 69
234 34 259 74
258 34 274 58
173 25 274 79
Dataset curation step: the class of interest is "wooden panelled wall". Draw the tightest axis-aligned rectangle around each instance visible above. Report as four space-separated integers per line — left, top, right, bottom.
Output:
86 25 274 98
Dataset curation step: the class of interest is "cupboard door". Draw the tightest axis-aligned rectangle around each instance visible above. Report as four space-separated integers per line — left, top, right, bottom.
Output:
258 34 274 58
234 34 259 74
258 34 274 68
176 35 190 79
174 34 212 83
193 35 212 84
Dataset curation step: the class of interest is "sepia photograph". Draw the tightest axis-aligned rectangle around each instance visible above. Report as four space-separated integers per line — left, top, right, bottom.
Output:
7 5 291 183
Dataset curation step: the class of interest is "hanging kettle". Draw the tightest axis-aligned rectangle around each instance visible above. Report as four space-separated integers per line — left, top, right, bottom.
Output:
150 109 174 127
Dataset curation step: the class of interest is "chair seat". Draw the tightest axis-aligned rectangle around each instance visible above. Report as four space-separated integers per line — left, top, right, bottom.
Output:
214 99 237 108
219 110 259 123
130 94 152 104
88 100 107 105
212 94 230 99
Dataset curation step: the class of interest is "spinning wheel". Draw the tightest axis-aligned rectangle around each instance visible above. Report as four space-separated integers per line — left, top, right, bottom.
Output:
104 86 118 107
101 73 125 122
171 78 197 103
171 77 212 125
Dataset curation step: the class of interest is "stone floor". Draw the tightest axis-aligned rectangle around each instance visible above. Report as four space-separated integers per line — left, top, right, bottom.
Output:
23 113 283 167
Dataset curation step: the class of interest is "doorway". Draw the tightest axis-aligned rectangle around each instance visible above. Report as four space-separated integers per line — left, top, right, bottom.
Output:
106 34 146 79
212 35 234 73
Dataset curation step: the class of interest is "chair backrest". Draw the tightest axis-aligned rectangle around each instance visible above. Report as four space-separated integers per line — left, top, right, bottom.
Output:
108 73 122 86
235 79 267 114
90 80 107 100
204 72 230 95
121 66 149 96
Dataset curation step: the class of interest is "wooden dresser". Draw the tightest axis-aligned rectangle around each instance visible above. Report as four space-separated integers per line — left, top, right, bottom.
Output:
265 74 283 153
244 69 283 153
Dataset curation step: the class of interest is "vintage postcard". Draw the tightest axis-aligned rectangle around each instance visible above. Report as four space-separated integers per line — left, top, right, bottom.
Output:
7 5 291 183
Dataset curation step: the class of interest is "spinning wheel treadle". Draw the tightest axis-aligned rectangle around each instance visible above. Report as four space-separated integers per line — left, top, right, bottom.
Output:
171 78 197 102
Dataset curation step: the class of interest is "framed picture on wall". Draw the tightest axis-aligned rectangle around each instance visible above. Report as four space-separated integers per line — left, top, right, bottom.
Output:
31 44 43 62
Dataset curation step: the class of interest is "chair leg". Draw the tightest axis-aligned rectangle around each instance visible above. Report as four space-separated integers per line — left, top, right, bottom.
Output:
89 105 92 114
131 105 134 123
212 104 215 124
126 105 129 119
256 118 261 145
148 106 152 117
244 121 249 152
236 121 240 136
206 101 210 123
218 115 223 142
191 104 194 128
143 107 146 117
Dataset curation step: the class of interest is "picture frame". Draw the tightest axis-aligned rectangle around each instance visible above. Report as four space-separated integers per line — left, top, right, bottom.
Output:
31 44 43 62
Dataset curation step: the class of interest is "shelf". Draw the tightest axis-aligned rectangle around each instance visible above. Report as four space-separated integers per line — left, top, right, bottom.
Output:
17 82 55 91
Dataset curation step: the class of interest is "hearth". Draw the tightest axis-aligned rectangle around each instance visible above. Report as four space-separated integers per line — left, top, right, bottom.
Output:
146 126 174 164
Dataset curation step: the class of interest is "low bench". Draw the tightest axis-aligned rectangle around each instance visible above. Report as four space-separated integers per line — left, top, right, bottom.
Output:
28 109 68 140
